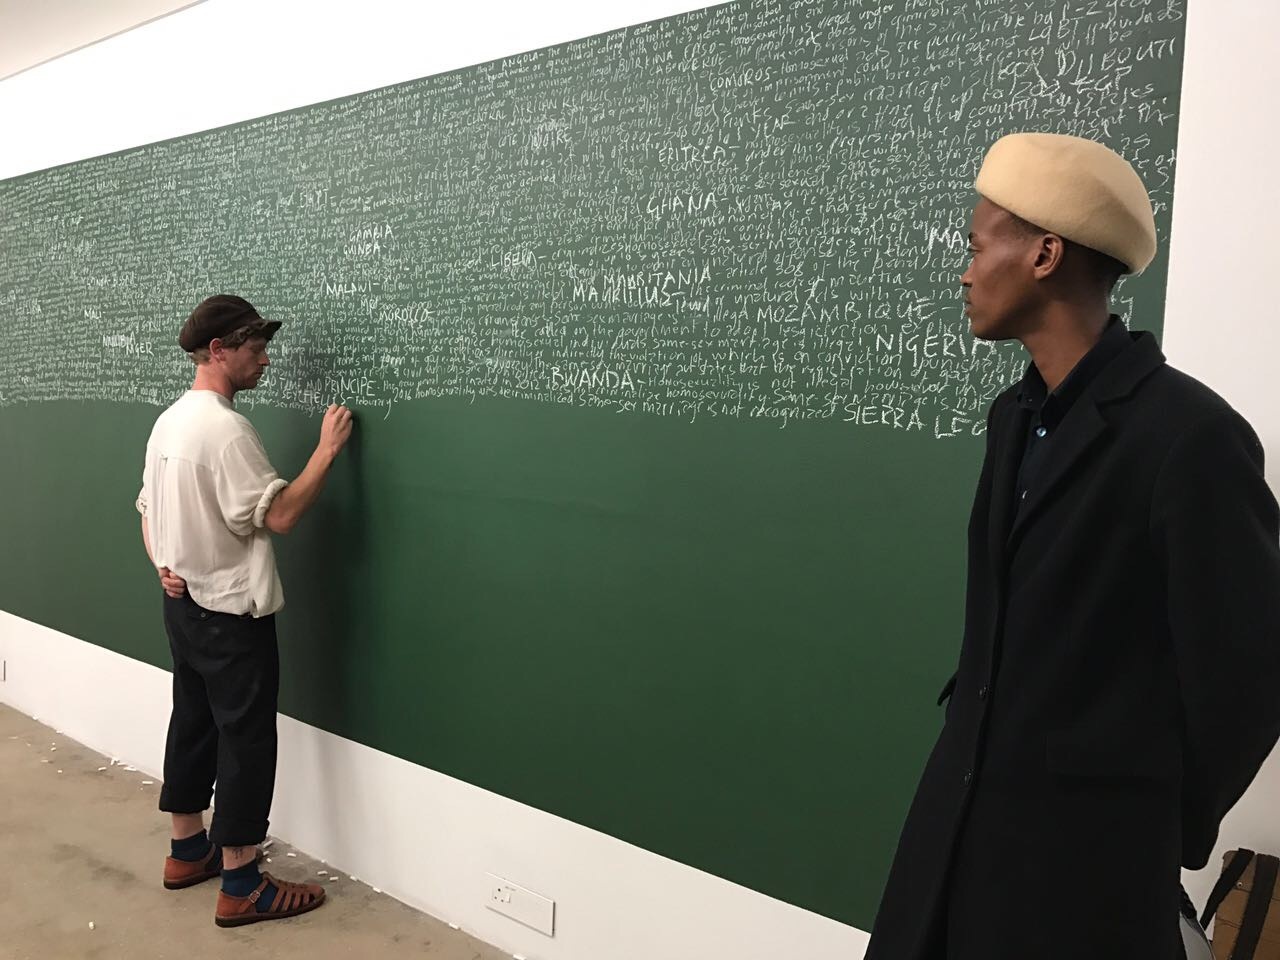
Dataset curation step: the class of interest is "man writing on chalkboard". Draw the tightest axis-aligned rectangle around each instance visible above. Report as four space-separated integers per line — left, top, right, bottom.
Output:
136 294 354 927
864 134 1280 958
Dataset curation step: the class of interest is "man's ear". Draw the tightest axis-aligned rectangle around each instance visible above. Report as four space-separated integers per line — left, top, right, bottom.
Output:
1032 234 1067 280
207 337 225 362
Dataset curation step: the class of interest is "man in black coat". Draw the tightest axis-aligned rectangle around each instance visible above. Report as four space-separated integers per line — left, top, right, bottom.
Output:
864 133 1280 959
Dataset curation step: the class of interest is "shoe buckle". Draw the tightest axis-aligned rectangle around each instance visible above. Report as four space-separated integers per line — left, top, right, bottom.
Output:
248 889 261 903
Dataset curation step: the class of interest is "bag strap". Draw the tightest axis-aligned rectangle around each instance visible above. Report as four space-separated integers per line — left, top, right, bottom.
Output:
1231 853 1279 960
1201 849 1255 929
1181 884 1201 922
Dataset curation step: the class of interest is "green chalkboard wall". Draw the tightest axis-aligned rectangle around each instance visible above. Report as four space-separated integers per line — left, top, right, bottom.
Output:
0 0 1185 928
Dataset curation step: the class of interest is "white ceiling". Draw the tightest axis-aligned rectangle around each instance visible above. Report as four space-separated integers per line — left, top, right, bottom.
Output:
0 0 205 81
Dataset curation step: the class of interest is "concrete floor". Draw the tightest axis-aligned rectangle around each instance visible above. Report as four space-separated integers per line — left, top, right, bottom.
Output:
0 703 510 960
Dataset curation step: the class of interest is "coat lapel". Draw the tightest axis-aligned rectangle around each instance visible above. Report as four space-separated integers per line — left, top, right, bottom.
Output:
1004 331 1167 551
1006 399 1107 549
987 397 1030 576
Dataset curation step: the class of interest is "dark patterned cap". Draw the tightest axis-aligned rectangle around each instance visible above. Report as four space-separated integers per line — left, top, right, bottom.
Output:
179 295 281 352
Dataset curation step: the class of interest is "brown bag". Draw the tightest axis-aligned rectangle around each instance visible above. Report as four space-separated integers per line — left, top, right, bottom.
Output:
1202 849 1280 959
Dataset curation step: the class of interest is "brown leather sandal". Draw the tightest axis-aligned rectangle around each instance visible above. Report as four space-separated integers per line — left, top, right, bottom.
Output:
215 872 326 927
163 845 263 890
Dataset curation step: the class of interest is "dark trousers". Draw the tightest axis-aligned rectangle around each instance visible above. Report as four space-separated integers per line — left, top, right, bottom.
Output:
158 593 279 848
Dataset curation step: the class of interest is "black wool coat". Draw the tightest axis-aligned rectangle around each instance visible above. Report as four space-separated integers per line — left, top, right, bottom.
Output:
865 331 1280 960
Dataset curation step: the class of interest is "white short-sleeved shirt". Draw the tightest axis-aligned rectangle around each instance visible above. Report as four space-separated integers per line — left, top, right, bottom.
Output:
137 390 288 616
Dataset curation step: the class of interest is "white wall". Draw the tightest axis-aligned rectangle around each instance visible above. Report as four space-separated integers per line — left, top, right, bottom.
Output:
0 0 203 82
2 0 1278 947
1164 0 1280 923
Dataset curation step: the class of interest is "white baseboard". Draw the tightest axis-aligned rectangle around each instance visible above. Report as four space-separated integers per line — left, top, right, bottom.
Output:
0 609 868 959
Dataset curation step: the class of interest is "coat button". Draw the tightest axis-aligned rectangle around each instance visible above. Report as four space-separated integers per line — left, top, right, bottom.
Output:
978 686 989 700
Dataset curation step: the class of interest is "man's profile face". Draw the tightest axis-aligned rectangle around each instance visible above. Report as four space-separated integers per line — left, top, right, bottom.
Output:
217 335 270 391
960 197 1040 342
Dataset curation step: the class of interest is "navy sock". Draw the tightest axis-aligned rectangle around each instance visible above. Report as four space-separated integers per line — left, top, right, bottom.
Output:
171 829 213 863
222 860 276 911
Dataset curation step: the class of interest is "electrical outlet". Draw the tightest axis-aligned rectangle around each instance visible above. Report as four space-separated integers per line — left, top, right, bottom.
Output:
485 873 554 936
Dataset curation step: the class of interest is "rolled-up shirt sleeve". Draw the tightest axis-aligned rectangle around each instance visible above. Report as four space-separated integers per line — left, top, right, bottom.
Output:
136 488 147 516
214 432 288 536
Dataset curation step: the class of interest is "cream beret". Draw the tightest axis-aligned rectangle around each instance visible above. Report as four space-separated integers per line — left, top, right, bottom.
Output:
975 132 1157 274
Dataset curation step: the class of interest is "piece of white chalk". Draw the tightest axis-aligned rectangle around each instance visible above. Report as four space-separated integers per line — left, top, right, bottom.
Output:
262 839 274 849
349 876 358 882
448 923 460 930
372 887 382 894
57 770 63 774
142 780 154 785
97 767 107 772
286 852 297 858
328 876 337 882
88 922 95 931
317 870 328 875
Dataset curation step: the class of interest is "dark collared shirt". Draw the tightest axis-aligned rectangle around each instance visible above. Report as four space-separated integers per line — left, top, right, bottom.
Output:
1013 316 1131 517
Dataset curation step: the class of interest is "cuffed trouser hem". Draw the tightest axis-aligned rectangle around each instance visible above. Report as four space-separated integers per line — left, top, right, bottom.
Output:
158 786 212 815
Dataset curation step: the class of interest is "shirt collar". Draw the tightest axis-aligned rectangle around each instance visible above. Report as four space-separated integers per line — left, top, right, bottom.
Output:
188 388 233 408
1016 316 1131 425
